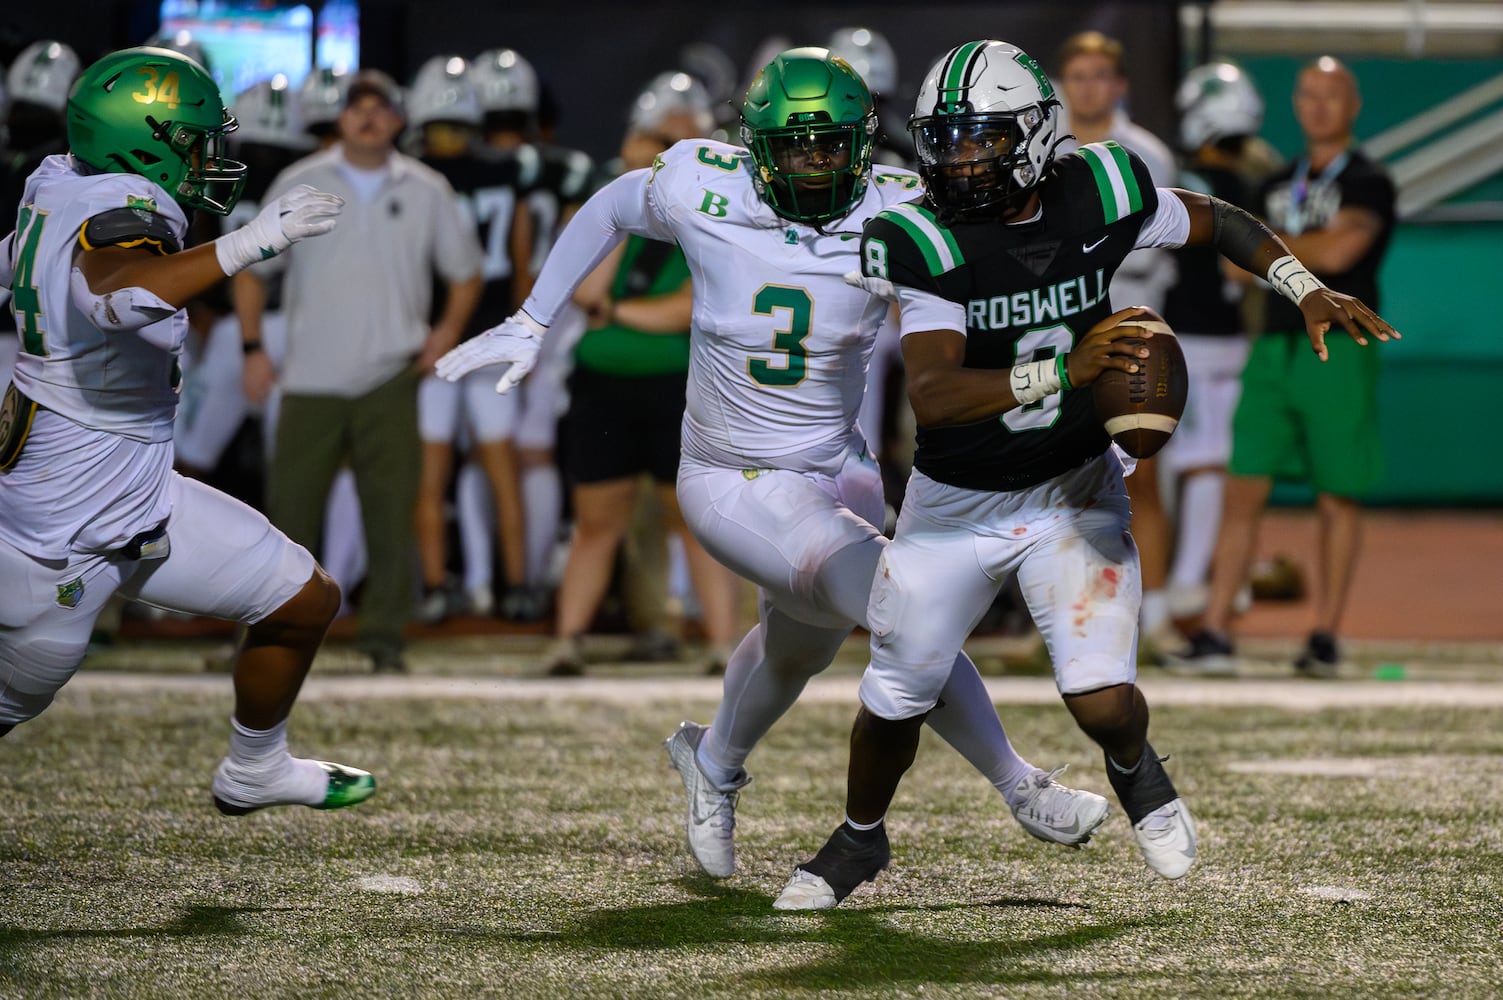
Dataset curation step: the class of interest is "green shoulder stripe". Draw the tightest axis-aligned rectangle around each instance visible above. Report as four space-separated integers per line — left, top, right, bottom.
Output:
1077 141 1143 224
876 204 964 276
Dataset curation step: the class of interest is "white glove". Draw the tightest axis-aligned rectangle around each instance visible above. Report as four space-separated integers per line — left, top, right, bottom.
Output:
844 270 897 302
434 310 547 393
214 184 344 275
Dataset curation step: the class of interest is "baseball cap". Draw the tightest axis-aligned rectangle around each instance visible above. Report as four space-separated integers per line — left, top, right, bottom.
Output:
344 69 403 113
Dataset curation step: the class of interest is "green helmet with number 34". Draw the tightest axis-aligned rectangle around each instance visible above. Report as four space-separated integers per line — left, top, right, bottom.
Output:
66 46 247 215
740 47 877 225
909 39 1063 218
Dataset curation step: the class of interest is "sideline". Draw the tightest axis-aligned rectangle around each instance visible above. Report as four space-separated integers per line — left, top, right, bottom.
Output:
66 671 1503 710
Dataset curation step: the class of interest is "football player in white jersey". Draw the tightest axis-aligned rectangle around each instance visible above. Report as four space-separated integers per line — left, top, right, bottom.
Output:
435 48 1109 883
0 47 375 816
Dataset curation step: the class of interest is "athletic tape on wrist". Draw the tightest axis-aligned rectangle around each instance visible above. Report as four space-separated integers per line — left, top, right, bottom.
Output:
1011 358 1062 406
1266 255 1326 305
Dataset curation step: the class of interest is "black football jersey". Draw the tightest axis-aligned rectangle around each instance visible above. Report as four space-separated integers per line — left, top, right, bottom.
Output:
424 146 540 336
522 143 595 272
862 141 1161 491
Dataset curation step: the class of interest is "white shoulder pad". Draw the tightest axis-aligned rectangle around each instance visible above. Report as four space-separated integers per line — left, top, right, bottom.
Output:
870 165 925 210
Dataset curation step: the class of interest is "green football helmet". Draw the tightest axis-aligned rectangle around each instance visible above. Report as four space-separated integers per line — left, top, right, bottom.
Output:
67 46 246 215
740 47 876 225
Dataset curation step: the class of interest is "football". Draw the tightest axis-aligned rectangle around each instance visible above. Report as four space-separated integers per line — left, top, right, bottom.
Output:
1090 307 1188 459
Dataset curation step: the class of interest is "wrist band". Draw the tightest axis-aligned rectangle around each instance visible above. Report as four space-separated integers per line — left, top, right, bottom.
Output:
1010 358 1063 406
1266 254 1326 305
1055 353 1073 391
242 339 263 355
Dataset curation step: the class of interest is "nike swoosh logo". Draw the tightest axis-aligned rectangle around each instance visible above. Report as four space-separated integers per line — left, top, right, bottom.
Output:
1082 236 1109 253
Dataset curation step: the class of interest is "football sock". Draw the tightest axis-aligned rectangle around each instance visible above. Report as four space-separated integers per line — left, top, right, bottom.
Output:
1141 589 1170 636
700 609 848 789
455 462 495 594
926 652 1037 806
844 815 884 835
522 464 563 586
1105 744 1178 825
1168 472 1223 592
221 718 328 807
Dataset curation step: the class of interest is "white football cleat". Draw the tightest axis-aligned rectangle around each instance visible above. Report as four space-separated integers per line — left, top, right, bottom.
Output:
663 721 749 878
772 870 839 911
1010 765 1110 847
1133 797 1198 878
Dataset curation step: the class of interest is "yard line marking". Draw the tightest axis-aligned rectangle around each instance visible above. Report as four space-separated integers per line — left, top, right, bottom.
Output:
64 673 1503 709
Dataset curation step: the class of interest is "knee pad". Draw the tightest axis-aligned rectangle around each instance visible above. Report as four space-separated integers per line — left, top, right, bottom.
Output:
858 654 954 721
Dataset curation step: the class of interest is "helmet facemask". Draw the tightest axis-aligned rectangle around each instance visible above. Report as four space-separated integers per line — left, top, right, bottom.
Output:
134 110 247 214
743 114 875 225
910 104 1056 219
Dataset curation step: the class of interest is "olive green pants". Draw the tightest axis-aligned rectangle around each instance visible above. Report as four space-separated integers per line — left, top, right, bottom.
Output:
268 368 420 654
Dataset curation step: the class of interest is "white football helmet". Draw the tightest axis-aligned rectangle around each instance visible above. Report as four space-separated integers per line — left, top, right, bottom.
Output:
909 39 1063 216
826 27 897 95
299 66 351 138
472 49 539 115
232 74 312 149
629 71 714 138
6 40 81 113
1176 61 1264 152
409 55 483 128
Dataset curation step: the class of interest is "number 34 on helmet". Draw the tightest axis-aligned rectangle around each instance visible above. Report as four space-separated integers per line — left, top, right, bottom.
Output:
67 46 247 215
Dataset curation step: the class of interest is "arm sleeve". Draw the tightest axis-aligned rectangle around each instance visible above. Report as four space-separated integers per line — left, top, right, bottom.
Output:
520 168 664 326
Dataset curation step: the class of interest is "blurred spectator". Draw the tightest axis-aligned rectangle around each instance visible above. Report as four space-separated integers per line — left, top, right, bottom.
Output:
234 70 484 673
542 75 740 676
1 41 80 389
1157 61 1270 633
407 55 533 623
473 48 596 619
1054 30 1180 648
1179 57 1397 677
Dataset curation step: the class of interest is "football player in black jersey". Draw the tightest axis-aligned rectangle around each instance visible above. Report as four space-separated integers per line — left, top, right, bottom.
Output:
1155 61 1271 659
777 39 1398 909
408 56 537 623
472 49 596 620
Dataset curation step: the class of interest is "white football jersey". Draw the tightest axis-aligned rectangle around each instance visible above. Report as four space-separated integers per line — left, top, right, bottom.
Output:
0 156 188 557
643 139 923 475
6 154 189 443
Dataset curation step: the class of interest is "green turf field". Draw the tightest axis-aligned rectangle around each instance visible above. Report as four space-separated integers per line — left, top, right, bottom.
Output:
3 666 1501 998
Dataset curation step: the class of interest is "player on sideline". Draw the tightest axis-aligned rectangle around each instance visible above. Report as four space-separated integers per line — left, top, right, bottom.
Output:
0 46 375 815
775 39 1399 909
435 48 1110 879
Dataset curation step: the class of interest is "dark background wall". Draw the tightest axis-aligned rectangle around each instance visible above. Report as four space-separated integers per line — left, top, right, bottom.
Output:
1 0 1183 162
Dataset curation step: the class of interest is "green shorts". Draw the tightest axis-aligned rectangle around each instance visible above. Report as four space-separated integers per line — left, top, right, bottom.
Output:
1228 331 1382 497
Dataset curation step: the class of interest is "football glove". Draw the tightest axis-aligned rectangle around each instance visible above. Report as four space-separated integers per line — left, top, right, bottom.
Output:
434 310 547 393
214 184 344 275
843 270 897 303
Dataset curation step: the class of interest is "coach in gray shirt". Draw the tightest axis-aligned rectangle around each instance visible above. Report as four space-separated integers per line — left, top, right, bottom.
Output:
237 70 483 672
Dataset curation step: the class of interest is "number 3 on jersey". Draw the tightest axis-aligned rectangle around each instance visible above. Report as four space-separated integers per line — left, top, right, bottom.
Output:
749 285 811 387
11 205 49 356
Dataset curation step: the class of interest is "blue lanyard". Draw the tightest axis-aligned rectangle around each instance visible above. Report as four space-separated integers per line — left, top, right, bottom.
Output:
1286 151 1350 233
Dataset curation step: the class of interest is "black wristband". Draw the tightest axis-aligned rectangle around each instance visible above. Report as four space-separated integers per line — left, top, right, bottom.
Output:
242 339 263 355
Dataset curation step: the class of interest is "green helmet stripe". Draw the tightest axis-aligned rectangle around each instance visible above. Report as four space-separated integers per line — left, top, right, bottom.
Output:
881 204 963 275
940 40 987 99
1078 141 1142 224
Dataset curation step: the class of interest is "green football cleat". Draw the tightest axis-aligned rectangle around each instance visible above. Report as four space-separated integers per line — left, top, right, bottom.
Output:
213 760 376 816
311 761 377 811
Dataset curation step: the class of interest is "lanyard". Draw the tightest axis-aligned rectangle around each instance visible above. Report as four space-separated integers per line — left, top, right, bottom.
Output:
1285 150 1350 234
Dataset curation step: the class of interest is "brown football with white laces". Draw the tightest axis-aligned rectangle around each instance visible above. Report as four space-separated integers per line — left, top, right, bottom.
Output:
1090 307 1188 459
